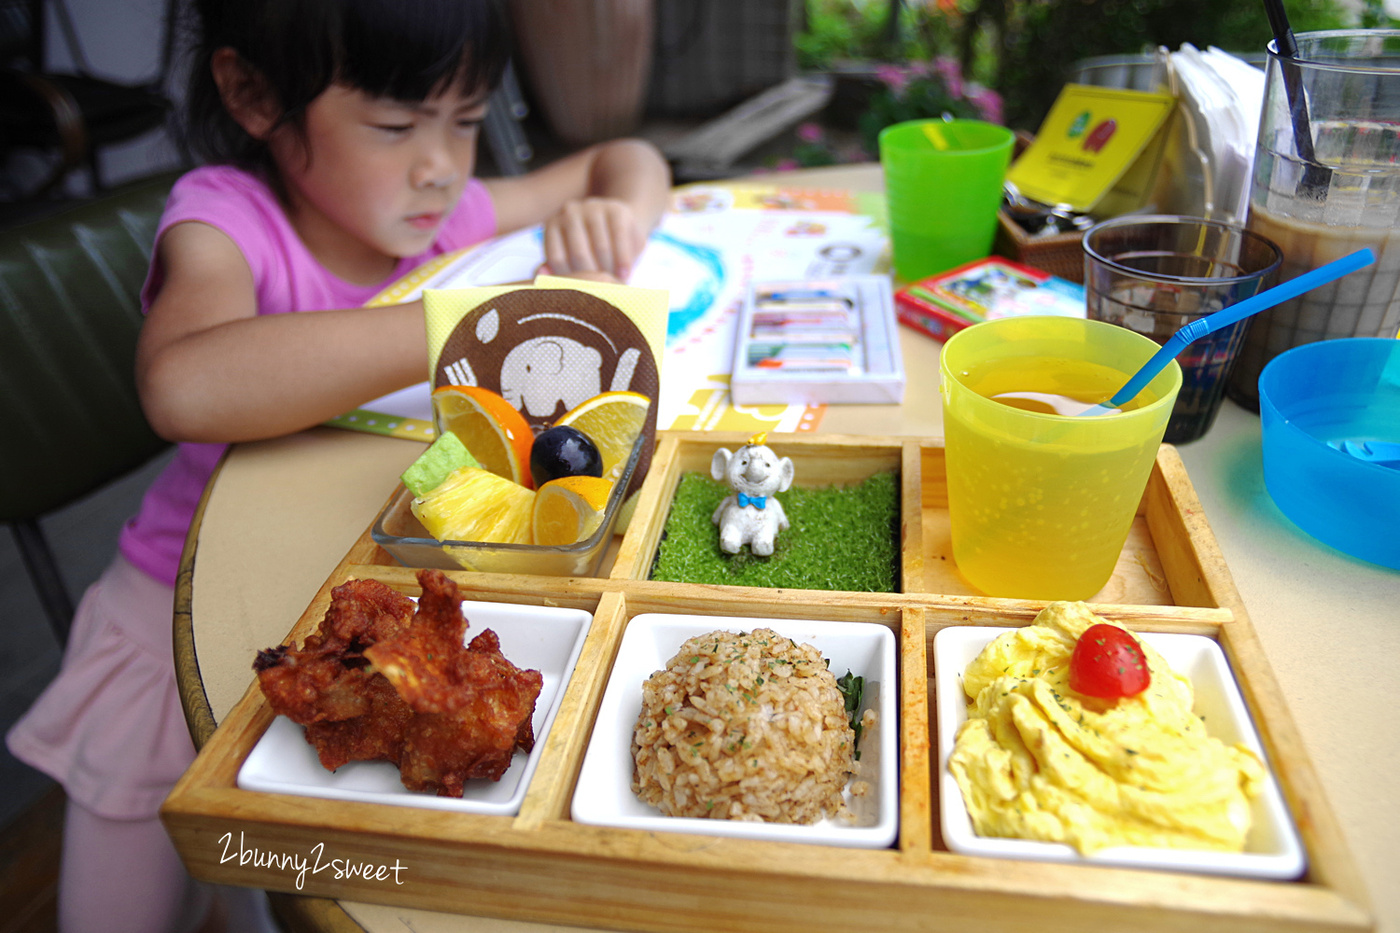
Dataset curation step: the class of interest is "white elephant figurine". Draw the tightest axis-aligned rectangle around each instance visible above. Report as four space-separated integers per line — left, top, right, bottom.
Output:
710 433 795 556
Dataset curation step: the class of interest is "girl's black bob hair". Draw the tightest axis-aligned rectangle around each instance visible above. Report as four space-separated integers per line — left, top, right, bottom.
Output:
185 0 511 171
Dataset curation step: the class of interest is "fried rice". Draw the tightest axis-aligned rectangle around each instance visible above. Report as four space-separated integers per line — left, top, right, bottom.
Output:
630 628 867 823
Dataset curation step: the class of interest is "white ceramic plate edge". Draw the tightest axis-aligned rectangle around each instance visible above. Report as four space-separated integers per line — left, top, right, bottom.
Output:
237 599 591 815
571 613 898 849
933 625 1306 879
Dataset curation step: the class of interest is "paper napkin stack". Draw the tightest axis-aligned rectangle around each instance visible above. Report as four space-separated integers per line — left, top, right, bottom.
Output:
1156 45 1267 225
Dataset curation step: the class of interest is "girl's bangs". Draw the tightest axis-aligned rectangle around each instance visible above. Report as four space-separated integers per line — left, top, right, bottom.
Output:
335 0 510 101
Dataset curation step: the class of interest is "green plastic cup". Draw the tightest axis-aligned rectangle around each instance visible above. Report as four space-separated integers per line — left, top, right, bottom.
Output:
880 119 1014 282
939 316 1183 600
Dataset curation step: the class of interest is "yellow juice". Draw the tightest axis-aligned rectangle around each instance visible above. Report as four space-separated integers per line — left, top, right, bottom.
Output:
971 355 1155 415
940 319 1179 601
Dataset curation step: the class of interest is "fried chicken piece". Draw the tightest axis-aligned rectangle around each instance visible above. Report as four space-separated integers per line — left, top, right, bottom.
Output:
393 628 545 794
361 566 473 712
366 570 544 796
319 576 421 646
255 569 542 796
254 578 415 725
304 676 414 771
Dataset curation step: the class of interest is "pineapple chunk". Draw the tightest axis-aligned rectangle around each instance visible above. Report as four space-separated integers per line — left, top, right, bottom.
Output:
411 467 534 545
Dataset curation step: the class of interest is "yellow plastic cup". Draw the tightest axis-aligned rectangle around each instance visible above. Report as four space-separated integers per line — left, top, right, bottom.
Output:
939 316 1183 600
880 118 1014 282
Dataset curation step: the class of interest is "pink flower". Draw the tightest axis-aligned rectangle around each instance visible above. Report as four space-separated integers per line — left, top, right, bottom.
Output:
797 122 824 144
773 158 801 172
934 56 963 100
967 86 1004 125
876 63 912 95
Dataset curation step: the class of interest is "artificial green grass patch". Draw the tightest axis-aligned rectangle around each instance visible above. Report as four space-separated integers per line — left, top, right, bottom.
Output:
649 471 900 592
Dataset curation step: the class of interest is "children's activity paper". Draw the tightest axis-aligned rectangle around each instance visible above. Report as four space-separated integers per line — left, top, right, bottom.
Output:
327 183 890 440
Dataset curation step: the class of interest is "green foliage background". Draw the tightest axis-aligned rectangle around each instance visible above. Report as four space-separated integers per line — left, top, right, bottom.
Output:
798 0 1377 131
986 0 1351 129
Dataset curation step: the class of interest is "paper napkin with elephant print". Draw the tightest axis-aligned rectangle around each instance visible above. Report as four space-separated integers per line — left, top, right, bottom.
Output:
421 277 668 502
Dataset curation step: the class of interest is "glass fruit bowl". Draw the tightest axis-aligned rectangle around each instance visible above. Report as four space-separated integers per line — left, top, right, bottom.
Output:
372 431 644 577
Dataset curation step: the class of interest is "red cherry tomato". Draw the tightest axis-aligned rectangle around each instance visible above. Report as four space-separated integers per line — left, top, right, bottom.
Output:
1068 623 1151 698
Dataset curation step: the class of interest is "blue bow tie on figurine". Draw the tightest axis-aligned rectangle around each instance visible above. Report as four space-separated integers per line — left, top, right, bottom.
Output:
737 492 767 509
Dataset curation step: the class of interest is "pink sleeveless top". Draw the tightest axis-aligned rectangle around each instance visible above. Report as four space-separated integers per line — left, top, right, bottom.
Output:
119 165 497 586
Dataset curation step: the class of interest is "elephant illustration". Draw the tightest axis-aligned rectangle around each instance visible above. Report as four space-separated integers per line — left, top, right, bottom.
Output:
432 288 661 498
499 336 603 419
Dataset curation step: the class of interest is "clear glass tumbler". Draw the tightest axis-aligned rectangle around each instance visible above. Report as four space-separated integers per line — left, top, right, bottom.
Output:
1084 215 1282 444
1229 29 1400 410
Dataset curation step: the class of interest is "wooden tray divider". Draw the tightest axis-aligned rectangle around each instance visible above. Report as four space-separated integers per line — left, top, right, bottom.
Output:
606 577 906 627
899 439 926 594
919 442 949 511
610 433 684 580
897 605 933 856
515 589 630 830
1140 444 1241 610
908 598 1234 633
340 563 610 608
656 430 904 480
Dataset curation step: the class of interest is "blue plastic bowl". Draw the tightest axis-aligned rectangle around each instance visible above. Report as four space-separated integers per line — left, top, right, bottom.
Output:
1259 337 1400 570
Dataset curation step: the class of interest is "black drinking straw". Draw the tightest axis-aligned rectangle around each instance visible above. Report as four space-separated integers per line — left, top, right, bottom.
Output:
1263 0 1331 192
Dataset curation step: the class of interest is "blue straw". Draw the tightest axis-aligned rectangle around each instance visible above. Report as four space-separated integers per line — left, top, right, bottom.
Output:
1086 247 1376 415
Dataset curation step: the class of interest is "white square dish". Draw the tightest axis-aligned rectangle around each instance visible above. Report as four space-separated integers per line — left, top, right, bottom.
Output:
238 599 591 815
933 625 1306 879
572 613 898 848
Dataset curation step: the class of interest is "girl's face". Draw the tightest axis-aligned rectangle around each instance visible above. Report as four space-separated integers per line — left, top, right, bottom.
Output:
268 81 489 284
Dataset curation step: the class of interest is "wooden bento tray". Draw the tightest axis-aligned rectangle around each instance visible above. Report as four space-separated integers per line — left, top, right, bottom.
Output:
163 431 1373 933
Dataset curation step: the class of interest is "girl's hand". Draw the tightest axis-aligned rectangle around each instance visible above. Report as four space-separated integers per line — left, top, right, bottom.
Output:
540 196 645 281
485 138 671 282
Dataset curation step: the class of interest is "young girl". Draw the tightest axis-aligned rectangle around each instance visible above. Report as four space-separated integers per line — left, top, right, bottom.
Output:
5 1 670 930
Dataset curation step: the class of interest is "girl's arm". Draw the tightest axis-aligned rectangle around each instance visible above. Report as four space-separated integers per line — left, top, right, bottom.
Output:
135 220 427 444
482 138 671 280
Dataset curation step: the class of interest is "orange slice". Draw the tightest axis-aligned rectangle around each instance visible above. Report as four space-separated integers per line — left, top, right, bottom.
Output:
553 391 650 484
532 475 613 546
411 466 535 545
432 385 534 488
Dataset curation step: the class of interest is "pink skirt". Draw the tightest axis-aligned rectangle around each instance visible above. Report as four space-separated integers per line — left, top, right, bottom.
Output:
6 553 197 820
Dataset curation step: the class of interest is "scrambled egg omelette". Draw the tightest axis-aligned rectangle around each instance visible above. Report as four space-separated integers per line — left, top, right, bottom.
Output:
949 602 1265 854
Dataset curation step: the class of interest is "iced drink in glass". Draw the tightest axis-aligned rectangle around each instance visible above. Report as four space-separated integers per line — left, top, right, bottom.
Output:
1229 30 1400 409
